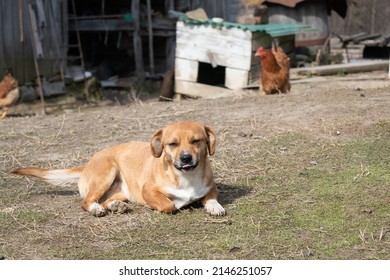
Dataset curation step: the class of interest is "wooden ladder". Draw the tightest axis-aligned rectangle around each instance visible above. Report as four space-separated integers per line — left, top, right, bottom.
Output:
67 0 86 78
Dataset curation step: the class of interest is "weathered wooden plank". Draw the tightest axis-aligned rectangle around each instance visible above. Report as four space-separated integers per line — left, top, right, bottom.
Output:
176 26 252 47
292 60 389 76
69 18 175 33
175 58 198 82
175 80 233 99
176 43 251 70
36 0 46 27
225 67 249 89
176 29 252 57
28 4 44 58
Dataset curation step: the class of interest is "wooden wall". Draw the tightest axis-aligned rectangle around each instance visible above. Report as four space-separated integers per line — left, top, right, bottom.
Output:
0 0 67 84
329 0 390 36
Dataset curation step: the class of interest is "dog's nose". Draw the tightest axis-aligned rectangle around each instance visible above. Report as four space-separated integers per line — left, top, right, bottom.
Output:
180 153 193 164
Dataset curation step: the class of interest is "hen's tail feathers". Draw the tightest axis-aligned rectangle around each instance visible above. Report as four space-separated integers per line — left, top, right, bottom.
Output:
12 167 84 186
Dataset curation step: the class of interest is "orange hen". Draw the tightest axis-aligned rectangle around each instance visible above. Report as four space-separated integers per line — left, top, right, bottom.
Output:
0 70 19 120
255 46 291 95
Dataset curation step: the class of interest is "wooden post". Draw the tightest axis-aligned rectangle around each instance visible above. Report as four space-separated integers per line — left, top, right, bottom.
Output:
59 0 67 81
132 0 144 83
28 4 46 115
165 2 176 72
18 0 24 42
146 0 155 77
388 53 390 78
159 0 175 100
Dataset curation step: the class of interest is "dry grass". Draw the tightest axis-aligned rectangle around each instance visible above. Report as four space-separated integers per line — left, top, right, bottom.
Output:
0 80 389 259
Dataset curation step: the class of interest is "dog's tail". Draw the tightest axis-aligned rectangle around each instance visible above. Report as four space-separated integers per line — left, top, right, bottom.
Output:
12 167 84 186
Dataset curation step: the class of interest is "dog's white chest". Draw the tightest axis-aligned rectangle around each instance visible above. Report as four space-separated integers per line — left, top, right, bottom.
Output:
163 175 210 209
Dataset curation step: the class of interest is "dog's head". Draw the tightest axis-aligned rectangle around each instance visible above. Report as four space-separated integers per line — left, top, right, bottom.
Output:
151 121 216 172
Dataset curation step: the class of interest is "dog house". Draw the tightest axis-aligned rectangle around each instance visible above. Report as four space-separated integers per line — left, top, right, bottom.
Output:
174 18 306 98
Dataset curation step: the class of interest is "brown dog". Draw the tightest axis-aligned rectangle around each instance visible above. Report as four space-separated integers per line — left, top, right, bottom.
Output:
12 121 226 217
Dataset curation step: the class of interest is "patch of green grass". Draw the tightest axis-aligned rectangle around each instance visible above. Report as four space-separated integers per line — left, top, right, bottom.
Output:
222 122 389 259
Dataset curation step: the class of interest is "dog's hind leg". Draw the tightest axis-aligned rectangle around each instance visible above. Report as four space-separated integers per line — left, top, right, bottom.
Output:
79 164 119 217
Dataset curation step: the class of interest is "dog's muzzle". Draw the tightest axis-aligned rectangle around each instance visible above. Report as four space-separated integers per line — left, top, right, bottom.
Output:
174 153 198 172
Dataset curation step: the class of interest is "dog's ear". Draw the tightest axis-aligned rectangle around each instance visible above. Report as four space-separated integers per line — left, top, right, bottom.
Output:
204 125 216 156
151 129 164 158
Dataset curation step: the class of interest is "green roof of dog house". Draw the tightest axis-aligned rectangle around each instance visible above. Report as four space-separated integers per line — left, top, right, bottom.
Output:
179 17 310 37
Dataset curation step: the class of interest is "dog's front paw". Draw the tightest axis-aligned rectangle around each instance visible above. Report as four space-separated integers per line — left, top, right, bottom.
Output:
204 199 226 216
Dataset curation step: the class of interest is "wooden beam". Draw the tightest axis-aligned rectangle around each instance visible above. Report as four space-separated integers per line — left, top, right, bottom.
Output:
146 0 155 76
175 80 234 99
68 19 135 31
291 60 389 76
175 58 198 82
225 67 249 90
68 18 176 38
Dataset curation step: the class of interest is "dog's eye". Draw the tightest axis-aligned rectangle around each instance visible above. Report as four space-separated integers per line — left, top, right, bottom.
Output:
192 139 200 145
168 142 178 148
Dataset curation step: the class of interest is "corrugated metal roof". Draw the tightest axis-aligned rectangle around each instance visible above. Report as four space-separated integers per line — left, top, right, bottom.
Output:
179 16 311 37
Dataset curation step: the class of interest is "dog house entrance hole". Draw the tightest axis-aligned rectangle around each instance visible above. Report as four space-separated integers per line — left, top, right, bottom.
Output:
197 62 226 87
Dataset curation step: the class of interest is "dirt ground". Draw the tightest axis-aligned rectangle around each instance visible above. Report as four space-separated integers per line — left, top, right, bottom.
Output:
0 71 389 259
